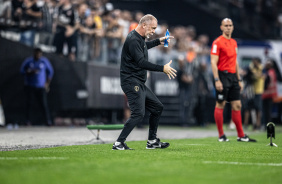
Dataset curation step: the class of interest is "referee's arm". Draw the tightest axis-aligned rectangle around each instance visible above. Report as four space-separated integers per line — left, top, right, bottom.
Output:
211 54 223 92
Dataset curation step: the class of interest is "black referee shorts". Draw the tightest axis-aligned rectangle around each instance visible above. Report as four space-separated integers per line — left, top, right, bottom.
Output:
215 70 241 103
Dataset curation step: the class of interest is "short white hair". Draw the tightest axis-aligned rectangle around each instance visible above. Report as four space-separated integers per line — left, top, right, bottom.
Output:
139 14 157 25
221 18 233 25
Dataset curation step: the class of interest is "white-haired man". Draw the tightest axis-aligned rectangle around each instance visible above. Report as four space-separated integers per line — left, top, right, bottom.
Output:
113 14 176 150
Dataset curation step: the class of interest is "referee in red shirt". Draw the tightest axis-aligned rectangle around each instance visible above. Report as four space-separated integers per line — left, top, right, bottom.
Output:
210 18 256 142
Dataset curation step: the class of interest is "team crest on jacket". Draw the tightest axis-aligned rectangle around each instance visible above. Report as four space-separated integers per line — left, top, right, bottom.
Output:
134 86 139 92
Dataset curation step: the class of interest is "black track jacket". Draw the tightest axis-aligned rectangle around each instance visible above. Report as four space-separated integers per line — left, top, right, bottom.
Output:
120 30 164 85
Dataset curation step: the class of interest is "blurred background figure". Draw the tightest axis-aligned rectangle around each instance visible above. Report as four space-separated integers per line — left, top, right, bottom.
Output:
20 48 54 126
77 3 97 62
129 11 143 32
177 55 193 126
40 0 57 46
243 58 264 131
194 62 212 127
103 10 123 64
262 59 277 130
0 0 12 19
18 0 42 47
53 0 79 61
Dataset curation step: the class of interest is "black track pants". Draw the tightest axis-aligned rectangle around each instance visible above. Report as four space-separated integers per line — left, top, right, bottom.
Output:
117 82 163 142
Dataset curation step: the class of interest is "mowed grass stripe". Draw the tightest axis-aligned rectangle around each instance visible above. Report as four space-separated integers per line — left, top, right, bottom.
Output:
0 157 69 160
203 161 282 166
0 132 281 184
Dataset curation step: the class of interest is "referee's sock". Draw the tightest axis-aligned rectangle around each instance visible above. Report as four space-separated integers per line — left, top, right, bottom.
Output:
214 107 224 137
232 110 245 138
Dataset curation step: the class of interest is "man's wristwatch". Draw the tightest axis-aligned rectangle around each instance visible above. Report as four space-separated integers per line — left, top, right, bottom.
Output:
238 79 243 82
214 78 219 82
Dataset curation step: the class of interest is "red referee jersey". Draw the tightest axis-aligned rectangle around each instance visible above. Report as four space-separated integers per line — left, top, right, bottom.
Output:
210 35 238 73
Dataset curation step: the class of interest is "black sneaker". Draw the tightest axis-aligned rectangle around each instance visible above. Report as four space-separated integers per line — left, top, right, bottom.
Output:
146 138 170 149
218 134 229 142
112 142 133 150
237 134 257 142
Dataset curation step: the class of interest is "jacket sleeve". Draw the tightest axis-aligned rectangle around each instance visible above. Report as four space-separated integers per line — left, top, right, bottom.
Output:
20 58 30 75
44 58 54 80
129 39 163 72
146 39 160 49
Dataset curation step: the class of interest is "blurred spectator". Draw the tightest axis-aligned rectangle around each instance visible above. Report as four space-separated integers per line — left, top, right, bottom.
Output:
91 6 103 58
194 62 211 126
154 46 177 66
186 45 197 63
11 0 23 22
15 0 42 46
77 3 90 61
39 0 57 45
262 59 277 129
119 10 132 42
243 58 264 130
129 11 143 32
77 3 88 27
78 10 100 61
41 0 55 33
53 0 79 61
177 55 193 126
91 5 103 29
0 0 12 19
20 48 54 126
241 65 255 129
195 34 210 63
103 11 123 64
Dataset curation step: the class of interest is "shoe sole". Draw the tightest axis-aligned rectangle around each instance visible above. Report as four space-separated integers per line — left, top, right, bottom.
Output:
146 147 157 149
146 144 170 149
112 148 125 150
218 139 229 142
112 148 134 150
237 139 257 142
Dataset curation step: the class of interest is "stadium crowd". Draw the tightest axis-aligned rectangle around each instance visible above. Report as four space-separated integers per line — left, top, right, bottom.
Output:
0 0 212 65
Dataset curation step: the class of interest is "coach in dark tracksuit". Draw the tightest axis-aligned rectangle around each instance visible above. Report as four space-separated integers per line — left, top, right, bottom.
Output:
112 14 176 150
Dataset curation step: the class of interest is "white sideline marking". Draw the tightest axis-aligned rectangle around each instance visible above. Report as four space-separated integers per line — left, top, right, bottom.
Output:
185 144 206 146
203 161 282 167
0 157 69 160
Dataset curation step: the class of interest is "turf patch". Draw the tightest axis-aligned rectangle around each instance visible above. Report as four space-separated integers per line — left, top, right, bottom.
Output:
0 132 281 184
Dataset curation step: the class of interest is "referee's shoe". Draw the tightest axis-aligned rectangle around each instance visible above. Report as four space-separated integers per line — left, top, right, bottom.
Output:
146 138 170 149
237 134 257 142
218 134 229 142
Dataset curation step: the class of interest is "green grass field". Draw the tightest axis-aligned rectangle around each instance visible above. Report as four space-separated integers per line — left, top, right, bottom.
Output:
1 131 282 184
